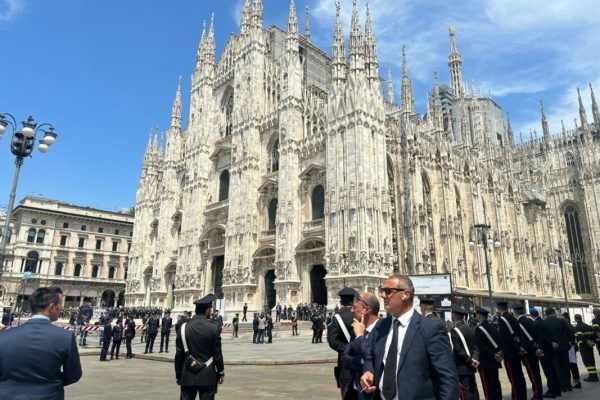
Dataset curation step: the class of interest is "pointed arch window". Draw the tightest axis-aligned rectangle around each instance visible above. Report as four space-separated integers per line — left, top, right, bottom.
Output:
36 229 46 244
218 170 230 201
27 228 36 243
311 185 325 220
54 262 63 276
563 205 590 294
268 198 278 230
24 251 39 273
271 139 280 172
74 264 82 277
224 92 234 137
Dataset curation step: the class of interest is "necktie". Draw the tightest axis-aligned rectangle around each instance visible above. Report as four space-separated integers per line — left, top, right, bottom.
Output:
382 319 400 400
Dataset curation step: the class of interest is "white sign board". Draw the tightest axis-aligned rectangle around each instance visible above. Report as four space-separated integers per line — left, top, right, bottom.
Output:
410 274 452 295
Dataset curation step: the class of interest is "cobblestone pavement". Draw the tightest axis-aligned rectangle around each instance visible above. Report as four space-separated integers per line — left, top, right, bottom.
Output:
67 331 600 400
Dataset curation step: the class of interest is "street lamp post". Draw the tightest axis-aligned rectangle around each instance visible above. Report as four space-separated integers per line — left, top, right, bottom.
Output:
469 224 501 314
0 113 57 278
549 249 572 313
17 271 32 325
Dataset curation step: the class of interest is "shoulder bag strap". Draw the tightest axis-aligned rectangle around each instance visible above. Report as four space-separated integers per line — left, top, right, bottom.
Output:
181 323 189 353
453 327 471 357
478 325 499 349
335 313 351 343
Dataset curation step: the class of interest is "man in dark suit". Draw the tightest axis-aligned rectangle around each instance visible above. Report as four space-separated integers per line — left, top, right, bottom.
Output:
449 305 480 400
341 291 381 400
242 303 248 322
496 300 527 400
0 287 82 399
99 316 113 361
145 313 160 353
360 275 458 400
328 286 357 398
160 310 173 353
473 306 503 400
512 303 544 400
175 294 225 400
124 316 136 359
530 307 561 397
544 307 572 392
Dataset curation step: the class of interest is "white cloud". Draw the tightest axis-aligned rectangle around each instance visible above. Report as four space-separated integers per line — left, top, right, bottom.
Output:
0 0 24 25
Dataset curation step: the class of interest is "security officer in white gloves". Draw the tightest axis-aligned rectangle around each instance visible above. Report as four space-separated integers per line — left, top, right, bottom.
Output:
174 294 225 400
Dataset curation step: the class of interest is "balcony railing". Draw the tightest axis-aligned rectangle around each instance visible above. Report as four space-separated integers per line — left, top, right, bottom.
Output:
303 219 324 231
205 200 229 213
1 271 125 284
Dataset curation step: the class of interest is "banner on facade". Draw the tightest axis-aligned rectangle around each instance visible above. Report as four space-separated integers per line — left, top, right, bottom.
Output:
410 274 452 295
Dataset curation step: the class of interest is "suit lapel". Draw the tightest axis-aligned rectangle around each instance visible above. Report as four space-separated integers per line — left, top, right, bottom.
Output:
397 311 420 372
375 317 393 374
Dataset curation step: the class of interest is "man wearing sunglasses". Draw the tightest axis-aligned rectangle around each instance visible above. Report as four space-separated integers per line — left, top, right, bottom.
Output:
360 275 458 400
342 292 381 399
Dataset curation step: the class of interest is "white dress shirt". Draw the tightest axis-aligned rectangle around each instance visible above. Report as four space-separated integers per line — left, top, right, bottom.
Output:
380 308 415 400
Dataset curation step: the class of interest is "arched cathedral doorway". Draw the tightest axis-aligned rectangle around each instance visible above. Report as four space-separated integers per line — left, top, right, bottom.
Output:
310 265 327 305
264 269 276 310
212 255 224 299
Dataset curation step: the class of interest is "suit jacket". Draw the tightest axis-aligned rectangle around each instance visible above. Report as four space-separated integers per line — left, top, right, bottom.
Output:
517 315 540 353
498 311 521 358
544 315 570 351
342 319 381 400
102 322 113 343
125 320 136 339
147 317 159 335
0 318 82 400
161 317 173 334
534 316 553 352
174 315 224 387
450 321 477 376
363 311 459 400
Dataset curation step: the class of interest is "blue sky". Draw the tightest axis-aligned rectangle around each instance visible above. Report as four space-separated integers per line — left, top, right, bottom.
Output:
1 0 598 212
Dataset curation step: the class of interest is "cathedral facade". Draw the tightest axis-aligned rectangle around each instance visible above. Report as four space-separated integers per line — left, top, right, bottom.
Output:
125 0 600 312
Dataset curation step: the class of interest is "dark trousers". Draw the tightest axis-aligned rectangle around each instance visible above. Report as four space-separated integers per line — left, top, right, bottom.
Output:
253 329 259 343
522 354 543 399
459 374 480 400
110 340 121 359
292 325 298 335
479 367 502 400
266 329 272 343
180 385 217 400
504 356 527 400
553 349 572 391
276 312 281 322
312 328 318 343
540 352 561 395
580 343 598 378
100 340 110 361
160 332 170 352
145 333 157 353
242 312 247 322
569 362 580 381
125 337 133 358
317 328 323 342
233 326 238 338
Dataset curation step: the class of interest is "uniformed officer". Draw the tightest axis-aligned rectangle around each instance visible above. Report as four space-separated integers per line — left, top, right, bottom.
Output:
573 314 598 382
496 300 527 400
174 294 225 400
474 306 503 400
160 310 173 353
420 297 444 327
512 302 543 400
450 305 480 400
327 286 357 399
145 313 160 353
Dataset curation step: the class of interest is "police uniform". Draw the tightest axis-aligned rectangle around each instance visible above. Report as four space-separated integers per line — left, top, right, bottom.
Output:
327 286 357 399
513 303 543 400
450 305 480 400
574 316 598 382
421 297 445 327
497 301 527 400
474 306 503 400
160 311 173 353
174 294 225 400
145 315 160 353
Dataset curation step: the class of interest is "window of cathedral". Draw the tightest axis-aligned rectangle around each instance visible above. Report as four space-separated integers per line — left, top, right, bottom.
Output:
24 251 39 274
36 229 45 244
26 228 36 243
219 170 230 201
224 91 234 137
271 139 280 172
268 198 278 231
565 153 575 167
563 205 590 294
54 262 63 276
311 185 325 220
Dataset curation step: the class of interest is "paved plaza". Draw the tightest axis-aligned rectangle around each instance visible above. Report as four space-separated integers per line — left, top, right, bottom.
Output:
66 328 600 400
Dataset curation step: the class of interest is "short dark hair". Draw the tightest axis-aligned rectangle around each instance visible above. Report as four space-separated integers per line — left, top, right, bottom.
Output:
389 274 415 300
30 287 63 313
545 307 556 316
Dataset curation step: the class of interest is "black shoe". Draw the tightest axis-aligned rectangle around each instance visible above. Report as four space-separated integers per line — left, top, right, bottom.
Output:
543 392 556 398
149 351 153 353
573 383 581 389
165 350 169 353
143 351 148 354
159 351 163 353
584 376 599 382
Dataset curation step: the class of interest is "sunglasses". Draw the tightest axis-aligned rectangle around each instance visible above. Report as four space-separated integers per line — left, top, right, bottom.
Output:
379 287 408 297
354 293 369 308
